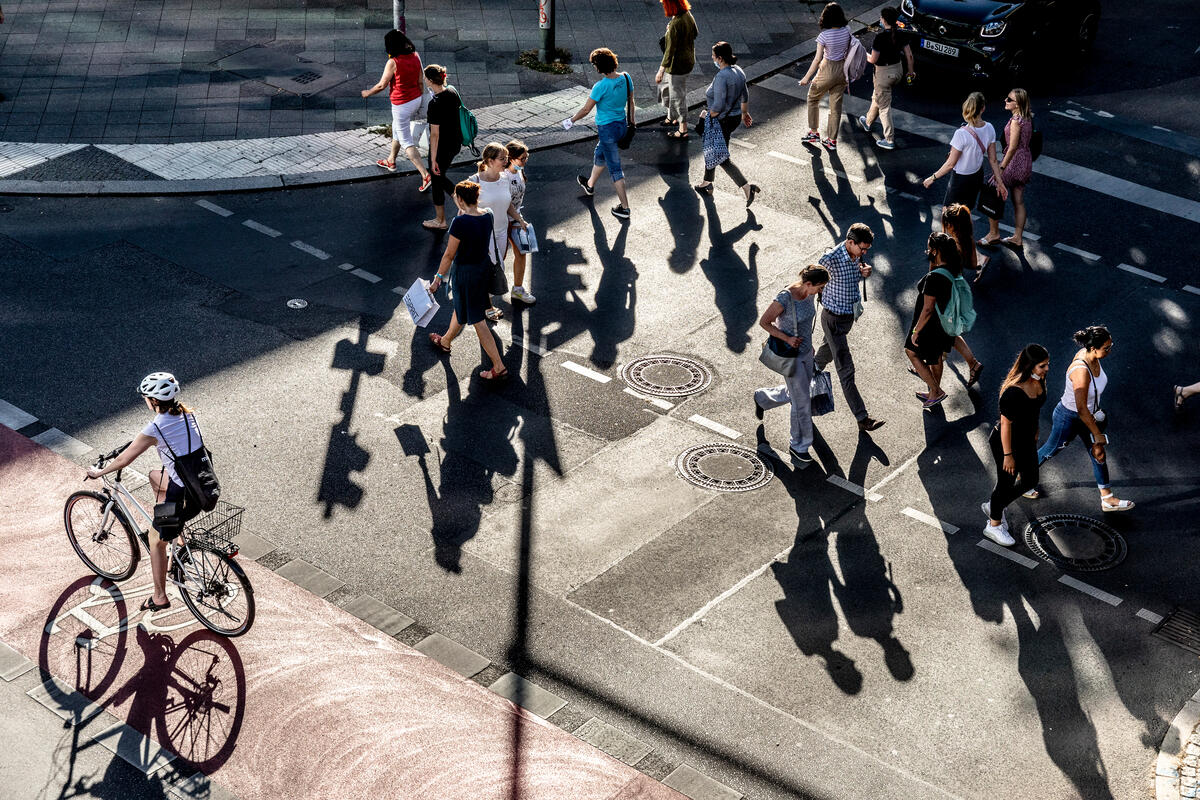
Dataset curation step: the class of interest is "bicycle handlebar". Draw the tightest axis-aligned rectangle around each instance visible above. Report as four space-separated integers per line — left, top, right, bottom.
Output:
95 441 132 467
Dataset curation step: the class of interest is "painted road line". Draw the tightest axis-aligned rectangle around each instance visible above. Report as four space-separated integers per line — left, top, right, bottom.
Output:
901 507 959 535
997 222 1040 241
730 137 757 149
623 387 673 410
1137 608 1165 625
1057 575 1122 606
1053 243 1102 262
767 150 806 166
0 398 37 430
688 414 741 440
1182 285 1200 296
976 539 1039 569
242 219 281 237
1116 263 1167 283
194 199 232 217
351 268 381 284
291 240 331 260
826 475 864 496
562 360 611 384
30 428 93 458
339 262 356 271
867 492 883 502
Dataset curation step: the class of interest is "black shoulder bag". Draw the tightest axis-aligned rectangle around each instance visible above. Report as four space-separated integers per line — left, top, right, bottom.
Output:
617 73 637 149
155 413 221 512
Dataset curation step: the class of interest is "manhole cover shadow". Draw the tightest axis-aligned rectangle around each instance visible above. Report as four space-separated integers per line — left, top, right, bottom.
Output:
1022 514 1126 572
676 443 773 492
622 355 713 398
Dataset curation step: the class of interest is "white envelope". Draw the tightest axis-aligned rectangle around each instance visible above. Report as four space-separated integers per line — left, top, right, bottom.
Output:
403 279 440 327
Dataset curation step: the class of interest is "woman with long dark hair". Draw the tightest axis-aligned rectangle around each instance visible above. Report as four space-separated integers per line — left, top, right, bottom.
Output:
693 42 760 206
905 232 960 409
982 344 1049 546
941 203 985 384
979 87 1035 250
361 30 432 189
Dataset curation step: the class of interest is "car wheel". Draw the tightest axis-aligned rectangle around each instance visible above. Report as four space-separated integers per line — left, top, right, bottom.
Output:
1077 13 1099 55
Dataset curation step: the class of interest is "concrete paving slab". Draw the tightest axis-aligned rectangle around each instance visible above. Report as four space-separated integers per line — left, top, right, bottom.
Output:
663 764 743 800
27 675 106 726
89 720 177 776
414 632 491 679
0 639 33 681
231 529 276 562
0 399 38 430
273 557 345 598
575 717 653 766
487 672 568 719
30 427 93 458
341 594 415 638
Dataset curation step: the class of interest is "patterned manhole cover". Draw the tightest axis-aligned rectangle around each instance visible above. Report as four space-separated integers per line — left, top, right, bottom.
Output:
676 443 773 492
1022 514 1126 571
622 355 713 398
286 298 308 309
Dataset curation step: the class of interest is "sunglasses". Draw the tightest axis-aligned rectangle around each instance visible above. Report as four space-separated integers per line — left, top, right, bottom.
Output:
1005 96 1016 103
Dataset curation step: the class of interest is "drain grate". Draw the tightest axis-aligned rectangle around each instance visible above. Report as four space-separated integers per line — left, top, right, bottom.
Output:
676 443 773 492
622 355 713 398
1022 514 1126 572
292 70 322 85
1153 609 1200 656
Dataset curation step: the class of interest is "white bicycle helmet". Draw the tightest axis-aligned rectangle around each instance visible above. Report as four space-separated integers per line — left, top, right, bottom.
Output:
139 372 180 401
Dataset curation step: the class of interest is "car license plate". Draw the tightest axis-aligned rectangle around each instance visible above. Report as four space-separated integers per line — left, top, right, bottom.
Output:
921 39 959 57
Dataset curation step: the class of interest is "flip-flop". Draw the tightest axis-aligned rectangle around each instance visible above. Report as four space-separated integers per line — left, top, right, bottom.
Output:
421 219 448 231
977 236 1002 247
428 333 451 354
1001 237 1024 251
922 392 947 409
140 597 171 611
968 361 984 386
485 307 504 322
480 367 508 381
666 130 689 139
1174 385 1185 411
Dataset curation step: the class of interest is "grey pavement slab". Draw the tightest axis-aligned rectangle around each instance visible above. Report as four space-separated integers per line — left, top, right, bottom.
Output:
574 717 653 766
341 594 415 637
89 721 176 777
29 427 93 458
27 675 107 726
0 398 38 429
487 671 568 719
414 633 490 679
0 640 33 681
231 529 277 562
273 558 345 598
663 764 743 800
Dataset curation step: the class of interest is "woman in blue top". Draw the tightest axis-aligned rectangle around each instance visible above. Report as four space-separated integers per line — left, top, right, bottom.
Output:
428 181 508 380
567 47 633 221
753 264 830 466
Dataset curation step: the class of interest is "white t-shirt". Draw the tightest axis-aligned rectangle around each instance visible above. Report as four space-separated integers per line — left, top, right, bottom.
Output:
949 121 996 175
142 412 203 486
467 172 513 260
506 167 527 211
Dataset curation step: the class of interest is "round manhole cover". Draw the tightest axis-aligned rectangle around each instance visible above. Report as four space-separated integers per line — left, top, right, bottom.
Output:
1022 514 1127 572
676 443 773 492
622 355 713 398
286 298 308 309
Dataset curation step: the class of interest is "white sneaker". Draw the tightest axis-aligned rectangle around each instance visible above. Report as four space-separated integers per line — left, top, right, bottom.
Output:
983 522 1015 547
511 286 537 304
857 115 870 132
980 501 1007 529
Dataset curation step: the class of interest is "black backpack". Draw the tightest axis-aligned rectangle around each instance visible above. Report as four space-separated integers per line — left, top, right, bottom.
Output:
155 413 221 512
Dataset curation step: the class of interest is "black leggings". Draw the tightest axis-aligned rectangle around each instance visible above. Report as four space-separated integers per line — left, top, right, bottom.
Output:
988 427 1038 518
429 149 457 208
703 115 748 187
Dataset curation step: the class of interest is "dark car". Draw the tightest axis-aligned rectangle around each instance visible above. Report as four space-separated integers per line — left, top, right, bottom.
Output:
896 0 1100 83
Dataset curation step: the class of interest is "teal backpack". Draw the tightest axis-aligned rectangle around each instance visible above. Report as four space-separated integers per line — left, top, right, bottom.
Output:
444 85 480 156
931 268 977 337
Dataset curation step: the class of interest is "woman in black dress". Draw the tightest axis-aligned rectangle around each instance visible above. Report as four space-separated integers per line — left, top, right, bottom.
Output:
905 232 959 409
983 344 1049 546
428 181 507 380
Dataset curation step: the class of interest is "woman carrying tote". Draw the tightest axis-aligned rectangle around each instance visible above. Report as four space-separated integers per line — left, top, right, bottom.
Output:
905 232 960 409
753 264 830 467
693 42 760 206
655 0 698 139
428 181 509 381
798 2 851 151
361 30 432 190
982 344 1049 546
1027 325 1134 512
466 142 529 322
922 91 1007 216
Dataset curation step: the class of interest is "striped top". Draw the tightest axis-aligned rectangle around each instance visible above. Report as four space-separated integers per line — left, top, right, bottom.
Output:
817 27 851 61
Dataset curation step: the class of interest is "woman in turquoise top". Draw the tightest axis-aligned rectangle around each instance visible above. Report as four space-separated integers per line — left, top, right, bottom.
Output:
566 47 633 221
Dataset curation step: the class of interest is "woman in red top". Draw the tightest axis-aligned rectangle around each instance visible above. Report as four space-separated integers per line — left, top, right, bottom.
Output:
362 30 432 190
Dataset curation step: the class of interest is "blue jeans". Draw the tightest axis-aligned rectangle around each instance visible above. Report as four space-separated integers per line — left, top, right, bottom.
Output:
594 120 627 182
1036 403 1109 488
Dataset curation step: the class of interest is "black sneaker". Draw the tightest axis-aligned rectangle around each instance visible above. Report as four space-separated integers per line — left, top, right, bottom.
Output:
789 447 813 465
577 175 594 196
611 205 630 220
754 400 765 420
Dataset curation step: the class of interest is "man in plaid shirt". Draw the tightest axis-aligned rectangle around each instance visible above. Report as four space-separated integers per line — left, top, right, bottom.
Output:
816 223 885 432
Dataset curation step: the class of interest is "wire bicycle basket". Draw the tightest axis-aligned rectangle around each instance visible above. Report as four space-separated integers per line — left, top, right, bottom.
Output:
184 501 244 556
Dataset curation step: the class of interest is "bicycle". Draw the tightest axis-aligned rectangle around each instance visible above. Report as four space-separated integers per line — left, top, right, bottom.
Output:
63 442 255 637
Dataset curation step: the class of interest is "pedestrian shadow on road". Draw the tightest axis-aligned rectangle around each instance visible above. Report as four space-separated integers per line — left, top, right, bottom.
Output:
655 147 703 275
583 201 638 369
698 196 763 354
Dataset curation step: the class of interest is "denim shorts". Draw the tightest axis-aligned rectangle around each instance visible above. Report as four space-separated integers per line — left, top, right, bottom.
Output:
593 120 627 182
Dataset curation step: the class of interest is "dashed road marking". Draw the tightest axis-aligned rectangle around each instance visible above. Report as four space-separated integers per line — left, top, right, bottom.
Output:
901 507 959 535
291 240 331 260
1183 285 1200 296
31 428 93 458
1116 263 1167 283
338 262 357 271
997 222 1040 241
351 268 381 284
688 414 741 440
562 360 611 383
976 539 1039 569
1053 243 1102 262
0 398 37 429
1137 608 1165 625
623 387 673 410
767 150 806 166
866 492 883 502
194 199 232 217
730 137 757 149
1057 575 1122 606
826 475 864 496
242 219 281 237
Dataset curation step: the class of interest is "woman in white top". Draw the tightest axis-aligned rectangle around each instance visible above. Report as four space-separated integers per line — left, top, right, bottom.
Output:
799 2 851 150
467 142 528 322
86 372 206 610
922 92 1008 213
504 139 536 306
1029 325 1134 512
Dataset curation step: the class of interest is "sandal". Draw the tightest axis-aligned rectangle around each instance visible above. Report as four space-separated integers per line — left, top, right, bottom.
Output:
428 333 451 354
1022 488 1041 499
376 159 396 172
140 597 171 612
666 130 689 139
1174 385 1185 411
968 361 984 387
921 392 947 409
660 118 678 127
1001 237 1024 251
480 366 508 381
418 173 432 192
1101 495 1135 512
485 307 503 322
422 219 448 231
977 236 1002 247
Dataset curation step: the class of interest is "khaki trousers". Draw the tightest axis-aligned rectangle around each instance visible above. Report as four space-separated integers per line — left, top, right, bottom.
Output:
807 58 846 140
866 62 903 141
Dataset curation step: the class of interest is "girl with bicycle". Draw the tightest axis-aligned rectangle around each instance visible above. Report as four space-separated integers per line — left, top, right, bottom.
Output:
86 372 205 612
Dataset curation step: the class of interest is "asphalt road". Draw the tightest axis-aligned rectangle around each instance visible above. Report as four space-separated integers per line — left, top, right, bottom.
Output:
3 21 1200 800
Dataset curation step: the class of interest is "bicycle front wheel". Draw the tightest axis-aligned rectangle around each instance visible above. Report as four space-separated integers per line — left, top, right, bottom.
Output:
64 491 139 581
175 550 255 637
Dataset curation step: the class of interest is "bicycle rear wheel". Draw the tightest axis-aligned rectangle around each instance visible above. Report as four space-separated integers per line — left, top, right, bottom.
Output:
175 550 255 637
64 491 139 581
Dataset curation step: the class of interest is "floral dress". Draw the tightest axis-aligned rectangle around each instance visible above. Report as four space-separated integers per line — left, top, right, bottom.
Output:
999 114 1033 187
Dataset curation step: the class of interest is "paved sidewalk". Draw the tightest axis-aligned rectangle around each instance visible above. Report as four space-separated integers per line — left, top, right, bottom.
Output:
0 0 884 194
